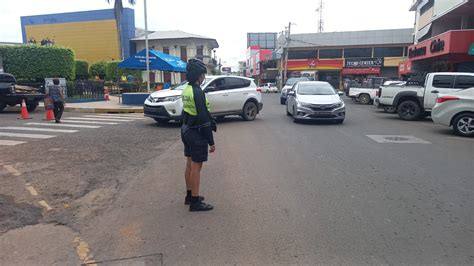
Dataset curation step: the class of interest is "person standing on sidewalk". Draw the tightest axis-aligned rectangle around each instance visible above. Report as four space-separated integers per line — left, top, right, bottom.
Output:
47 78 65 123
181 59 216 212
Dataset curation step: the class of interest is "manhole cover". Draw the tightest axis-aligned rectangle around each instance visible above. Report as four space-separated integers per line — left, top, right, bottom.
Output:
367 135 431 144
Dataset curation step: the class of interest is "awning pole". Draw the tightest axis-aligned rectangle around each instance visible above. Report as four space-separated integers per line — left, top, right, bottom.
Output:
144 0 150 93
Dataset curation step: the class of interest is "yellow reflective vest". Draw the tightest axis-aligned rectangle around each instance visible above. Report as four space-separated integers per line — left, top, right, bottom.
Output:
182 85 210 115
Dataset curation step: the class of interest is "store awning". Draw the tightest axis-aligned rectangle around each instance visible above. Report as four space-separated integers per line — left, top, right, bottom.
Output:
118 49 187 72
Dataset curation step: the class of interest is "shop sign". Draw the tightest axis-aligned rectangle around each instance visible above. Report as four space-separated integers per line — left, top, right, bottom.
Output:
345 57 384 68
408 46 427 58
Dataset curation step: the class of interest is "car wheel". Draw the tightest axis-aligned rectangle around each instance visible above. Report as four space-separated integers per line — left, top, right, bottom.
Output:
26 101 39 112
242 101 258 121
383 106 397 113
0 102 6 113
453 113 474 137
154 118 170 124
292 107 298 123
358 94 371 105
397 100 421 121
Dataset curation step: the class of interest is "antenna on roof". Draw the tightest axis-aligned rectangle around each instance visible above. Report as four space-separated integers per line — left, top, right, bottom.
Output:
315 0 324 33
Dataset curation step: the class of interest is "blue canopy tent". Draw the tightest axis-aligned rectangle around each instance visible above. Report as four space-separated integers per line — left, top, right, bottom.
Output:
118 49 187 72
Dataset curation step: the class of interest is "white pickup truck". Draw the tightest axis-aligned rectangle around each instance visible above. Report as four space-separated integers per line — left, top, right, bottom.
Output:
378 72 474 120
348 77 389 104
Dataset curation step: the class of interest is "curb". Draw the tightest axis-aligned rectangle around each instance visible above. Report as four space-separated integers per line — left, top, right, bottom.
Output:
64 107 144 114
36 106 143 114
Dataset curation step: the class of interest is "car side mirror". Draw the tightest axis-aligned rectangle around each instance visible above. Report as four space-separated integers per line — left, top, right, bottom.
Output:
431 90 439 94
288 91 296 96
205 86 216 93
338 91 344 96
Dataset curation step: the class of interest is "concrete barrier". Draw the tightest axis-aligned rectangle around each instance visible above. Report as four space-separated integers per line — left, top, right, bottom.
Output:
122 93 150 105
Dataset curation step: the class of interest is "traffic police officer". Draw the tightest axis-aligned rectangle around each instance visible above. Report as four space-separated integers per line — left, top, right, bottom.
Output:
181 59 216 212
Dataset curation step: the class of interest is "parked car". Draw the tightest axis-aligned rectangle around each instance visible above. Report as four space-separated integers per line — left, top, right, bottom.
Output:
378 72 474 120
286 81 345 123
144 76 263 123
432 88 474 137
0 73 44 112
280 77 310 104
373 80 406 113
261 83 278 93
348 77 389 105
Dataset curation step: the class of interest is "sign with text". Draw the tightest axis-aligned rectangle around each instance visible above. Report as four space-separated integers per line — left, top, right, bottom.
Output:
345 58 384 68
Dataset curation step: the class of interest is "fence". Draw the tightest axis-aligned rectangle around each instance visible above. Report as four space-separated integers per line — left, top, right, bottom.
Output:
66 80 104 102
105 82 165 95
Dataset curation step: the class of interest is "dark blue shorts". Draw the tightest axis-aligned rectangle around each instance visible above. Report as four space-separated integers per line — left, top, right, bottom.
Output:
181 127 208 163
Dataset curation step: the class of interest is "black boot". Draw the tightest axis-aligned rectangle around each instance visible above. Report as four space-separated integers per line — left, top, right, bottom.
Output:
185 195 204 205
189 197 214 212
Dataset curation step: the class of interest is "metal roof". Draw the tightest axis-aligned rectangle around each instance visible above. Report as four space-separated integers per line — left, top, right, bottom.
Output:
285 28 414 48
132 30 219 48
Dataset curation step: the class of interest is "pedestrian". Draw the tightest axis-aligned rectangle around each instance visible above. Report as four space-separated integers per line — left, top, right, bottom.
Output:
47 78 65 123
181 59 216 212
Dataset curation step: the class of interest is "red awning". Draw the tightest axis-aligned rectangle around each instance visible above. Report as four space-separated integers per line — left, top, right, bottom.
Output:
341 67 380 75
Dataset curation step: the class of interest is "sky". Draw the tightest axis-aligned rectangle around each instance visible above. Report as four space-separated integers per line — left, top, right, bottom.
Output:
0 0 415 69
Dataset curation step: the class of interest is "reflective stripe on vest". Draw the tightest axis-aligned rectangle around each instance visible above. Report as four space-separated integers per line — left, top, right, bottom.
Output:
182 85 211 116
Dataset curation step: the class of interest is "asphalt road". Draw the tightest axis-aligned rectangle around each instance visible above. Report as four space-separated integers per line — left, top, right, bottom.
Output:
1 94 473 265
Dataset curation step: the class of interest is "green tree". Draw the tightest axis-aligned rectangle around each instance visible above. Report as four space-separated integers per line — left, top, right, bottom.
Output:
89 61 107 80
75 60 89 80
106 0 136 60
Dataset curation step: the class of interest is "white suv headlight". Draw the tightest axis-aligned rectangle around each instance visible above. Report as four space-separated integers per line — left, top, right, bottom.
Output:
334 102 345 108
161 96 181 102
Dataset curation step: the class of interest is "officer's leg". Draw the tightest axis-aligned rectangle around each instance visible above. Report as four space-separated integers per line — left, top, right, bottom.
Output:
190 161 203 197
185 157 192 191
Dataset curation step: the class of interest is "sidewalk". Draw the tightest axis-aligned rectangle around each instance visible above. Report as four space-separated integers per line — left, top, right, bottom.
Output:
61 96 143 114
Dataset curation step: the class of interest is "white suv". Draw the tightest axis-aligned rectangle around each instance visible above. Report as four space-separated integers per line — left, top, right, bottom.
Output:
144 76 263 123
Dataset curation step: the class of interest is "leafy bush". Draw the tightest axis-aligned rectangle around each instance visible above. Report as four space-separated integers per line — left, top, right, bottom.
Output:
0 44 75 81
75 60 89 80
89 61 107 80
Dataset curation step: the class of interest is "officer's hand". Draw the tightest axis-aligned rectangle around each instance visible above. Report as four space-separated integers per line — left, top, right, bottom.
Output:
209 145 216 153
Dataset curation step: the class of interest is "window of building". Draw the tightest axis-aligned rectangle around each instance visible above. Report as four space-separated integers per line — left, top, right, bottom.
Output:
420 0 434 15
288 50 318 59
432 75 454 88
197 46 204 57
162 47 169 55
344 48 372 58
374 47 404 57
319 49 342 58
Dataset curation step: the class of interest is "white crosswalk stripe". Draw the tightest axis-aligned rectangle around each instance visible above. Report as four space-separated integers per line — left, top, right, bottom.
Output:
61 120 118 125
0 140 28 146
26 122 101 129
84 115 146 120
0 132 56 139
64 117 133 122
97 113 144 117
0 127 78 133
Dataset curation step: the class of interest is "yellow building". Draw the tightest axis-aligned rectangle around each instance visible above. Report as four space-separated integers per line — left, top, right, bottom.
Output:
21 9 135 63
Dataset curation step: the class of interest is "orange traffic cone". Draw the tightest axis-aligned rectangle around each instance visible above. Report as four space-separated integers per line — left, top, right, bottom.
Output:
19 99 31 120
44 109 55 121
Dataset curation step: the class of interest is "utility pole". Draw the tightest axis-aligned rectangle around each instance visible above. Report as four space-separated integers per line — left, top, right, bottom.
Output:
316 0 324 33
144 0 150 93
283 22 292 85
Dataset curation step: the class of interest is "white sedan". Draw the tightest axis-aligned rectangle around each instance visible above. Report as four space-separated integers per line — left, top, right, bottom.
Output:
432 88 474 137
261 83 278 93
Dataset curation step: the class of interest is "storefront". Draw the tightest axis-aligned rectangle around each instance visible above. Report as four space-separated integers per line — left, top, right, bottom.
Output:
400 29 474 76
287 59 344 89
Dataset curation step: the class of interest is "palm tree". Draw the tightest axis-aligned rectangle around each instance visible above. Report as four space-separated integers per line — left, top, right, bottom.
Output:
107 0 136 60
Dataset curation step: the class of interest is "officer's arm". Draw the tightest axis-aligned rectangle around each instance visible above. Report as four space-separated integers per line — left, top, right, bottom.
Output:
193 87 215 146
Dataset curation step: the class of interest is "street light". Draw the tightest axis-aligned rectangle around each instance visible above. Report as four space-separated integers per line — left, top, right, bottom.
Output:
144 0 150 93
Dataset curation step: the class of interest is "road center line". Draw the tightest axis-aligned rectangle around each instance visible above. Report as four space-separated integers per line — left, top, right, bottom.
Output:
74 237 97 266
38 200 53 211
4 165 21 176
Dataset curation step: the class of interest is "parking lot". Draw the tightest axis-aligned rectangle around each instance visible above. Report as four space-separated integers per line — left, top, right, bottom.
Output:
0 93 473 264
